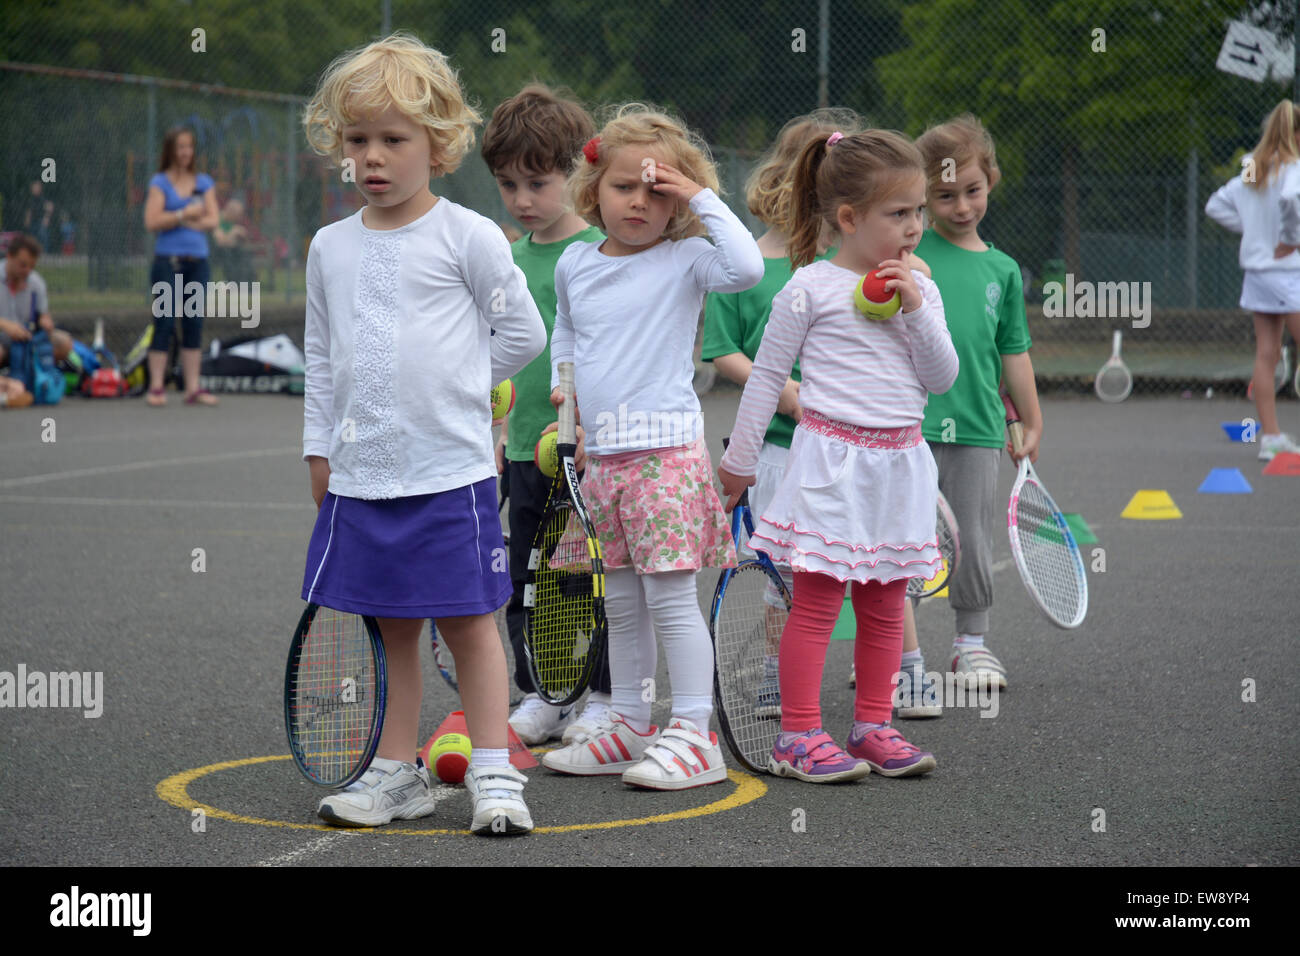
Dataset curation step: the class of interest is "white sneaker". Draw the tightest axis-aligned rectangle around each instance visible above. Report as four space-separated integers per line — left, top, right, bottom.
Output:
509 693 575 745
561 695 613 745
542 712 657 775
621 718 729 791
1258 432 1300 461
317 757 439 828
464 763 533 835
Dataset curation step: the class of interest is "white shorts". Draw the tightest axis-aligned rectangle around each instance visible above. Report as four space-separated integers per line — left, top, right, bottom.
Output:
1240 270 1300 313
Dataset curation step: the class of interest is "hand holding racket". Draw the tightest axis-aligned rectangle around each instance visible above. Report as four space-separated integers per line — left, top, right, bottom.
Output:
1001 390 1088 629
284 605 386 787
522 362 607 706
1094 330 1133 403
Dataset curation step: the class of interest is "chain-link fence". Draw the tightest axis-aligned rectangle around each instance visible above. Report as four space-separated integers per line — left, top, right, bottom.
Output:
2 0 1295 396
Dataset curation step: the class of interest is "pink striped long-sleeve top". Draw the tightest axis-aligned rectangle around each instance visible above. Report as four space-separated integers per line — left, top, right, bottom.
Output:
720 259 959 477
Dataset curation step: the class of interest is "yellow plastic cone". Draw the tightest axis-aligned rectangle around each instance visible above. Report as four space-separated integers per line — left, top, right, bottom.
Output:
1121 489 1182 520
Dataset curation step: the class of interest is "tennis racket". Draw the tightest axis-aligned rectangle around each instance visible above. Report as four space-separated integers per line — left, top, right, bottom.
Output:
1001 390 1088 629
1094 330 1133 403
709 441 792 774
907 490 961 599
284 604 387 787
521 361 607 706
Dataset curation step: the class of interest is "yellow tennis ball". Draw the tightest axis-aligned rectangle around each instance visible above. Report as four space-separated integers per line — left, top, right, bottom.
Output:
491 379 515 424
534 431 559 478
430 732 472 785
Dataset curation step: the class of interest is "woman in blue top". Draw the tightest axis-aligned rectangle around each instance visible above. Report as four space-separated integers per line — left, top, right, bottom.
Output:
142 126 220 406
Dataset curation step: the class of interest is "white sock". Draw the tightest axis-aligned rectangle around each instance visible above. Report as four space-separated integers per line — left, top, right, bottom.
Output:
470 748 509 768
954 633 984 648
901 648 923 667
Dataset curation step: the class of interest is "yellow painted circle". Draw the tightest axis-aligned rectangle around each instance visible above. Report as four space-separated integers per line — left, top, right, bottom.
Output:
156 754 767 835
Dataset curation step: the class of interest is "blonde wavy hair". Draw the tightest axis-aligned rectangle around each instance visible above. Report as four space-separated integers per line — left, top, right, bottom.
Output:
746 108 864 228
1246 99 1300 190
302 32 482 174
568 103 720 241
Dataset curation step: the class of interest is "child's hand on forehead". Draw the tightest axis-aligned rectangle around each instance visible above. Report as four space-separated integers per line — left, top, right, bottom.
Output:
873 258 923 314
645 161 704 206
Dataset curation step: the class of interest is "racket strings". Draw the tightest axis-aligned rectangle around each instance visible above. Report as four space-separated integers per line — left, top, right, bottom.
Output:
1011 481 1086 624
713 564 787 769
288 609 379 782
908 501 958 598
1097 364 1132 401
530 505 598 698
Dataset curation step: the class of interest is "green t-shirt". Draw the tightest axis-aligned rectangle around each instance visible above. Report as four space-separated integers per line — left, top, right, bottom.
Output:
917 230 1032 448
504 226 605 461
701 256 811 449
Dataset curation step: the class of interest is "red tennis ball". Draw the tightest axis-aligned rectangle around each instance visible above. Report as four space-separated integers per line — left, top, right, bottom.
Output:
854 270 901 320
430 732 472 785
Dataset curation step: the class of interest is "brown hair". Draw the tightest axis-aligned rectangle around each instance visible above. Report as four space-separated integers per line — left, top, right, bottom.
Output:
567 103 721 242
1246 99 1300 190
302 32 482 174
6 233 42 259
746 108 864 228
158 126 199 174
786 129 923 268
481 84 595 176
915 113 1001 194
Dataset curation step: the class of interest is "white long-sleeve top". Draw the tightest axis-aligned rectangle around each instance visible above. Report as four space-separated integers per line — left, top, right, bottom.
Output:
551 188 764 456
721 259 958 477
303 199 546 499
1205 156 1300 271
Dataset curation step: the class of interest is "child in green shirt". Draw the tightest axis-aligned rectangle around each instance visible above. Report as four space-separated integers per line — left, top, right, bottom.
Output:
905 114 1042 707
482 85 611 745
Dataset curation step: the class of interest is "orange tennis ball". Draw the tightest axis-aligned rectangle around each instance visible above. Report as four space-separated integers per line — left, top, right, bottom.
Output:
854 270 900 320
534 431 559 478
491 379 515 424
430 732 472 785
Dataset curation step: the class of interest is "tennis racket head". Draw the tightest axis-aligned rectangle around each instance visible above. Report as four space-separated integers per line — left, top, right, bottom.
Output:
710 555 791 774
909 489 961 599
284 604 387 787
426 621 458 691
1001 394 1088 629
1094 331 1132 403
521 361 607 706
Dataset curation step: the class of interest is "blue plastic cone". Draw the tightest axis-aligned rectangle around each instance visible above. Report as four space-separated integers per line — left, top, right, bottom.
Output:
1197 468 1252 494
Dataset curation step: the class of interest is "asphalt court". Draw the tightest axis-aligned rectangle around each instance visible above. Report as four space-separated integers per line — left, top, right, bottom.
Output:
1 390 1296 866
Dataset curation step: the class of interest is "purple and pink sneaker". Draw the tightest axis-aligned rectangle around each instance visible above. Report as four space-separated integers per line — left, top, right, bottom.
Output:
846 725 936 777
768 730 871 783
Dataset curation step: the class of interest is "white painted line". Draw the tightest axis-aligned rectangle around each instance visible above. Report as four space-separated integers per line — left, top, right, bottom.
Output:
0 446 298 489
256 833 351 867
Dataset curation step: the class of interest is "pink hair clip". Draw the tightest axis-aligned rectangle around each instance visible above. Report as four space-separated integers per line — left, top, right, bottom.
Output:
583 136 601 164
826 131 844 147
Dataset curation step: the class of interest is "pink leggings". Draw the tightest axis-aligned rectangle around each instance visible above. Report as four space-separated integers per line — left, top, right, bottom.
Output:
780 571 907 731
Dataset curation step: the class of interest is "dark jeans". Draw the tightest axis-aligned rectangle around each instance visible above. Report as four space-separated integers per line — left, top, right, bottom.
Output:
505 458 612 697
149 255 210 353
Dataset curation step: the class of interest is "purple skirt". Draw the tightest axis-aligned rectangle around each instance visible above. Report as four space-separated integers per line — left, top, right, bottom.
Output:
302 478 510 618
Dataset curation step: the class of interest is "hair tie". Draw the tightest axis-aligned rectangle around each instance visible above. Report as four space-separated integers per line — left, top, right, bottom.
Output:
583 136 601 164
826 131 844 147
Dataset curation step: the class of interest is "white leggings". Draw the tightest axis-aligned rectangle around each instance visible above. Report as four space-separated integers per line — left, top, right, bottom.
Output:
605 567 714 733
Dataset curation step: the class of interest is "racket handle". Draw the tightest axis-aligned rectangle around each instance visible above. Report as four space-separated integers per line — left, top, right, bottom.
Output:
1112 330 1122 354
999 386 1020 423
557 361 576 446
1000 387 1025 455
